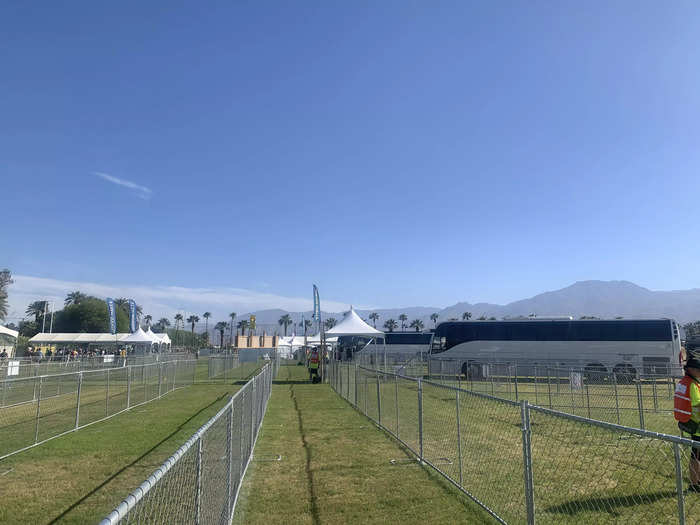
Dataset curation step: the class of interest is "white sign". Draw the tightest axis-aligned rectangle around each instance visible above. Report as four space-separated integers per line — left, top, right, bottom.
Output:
7 360 20 377
104 355 114 363
570 371 583 390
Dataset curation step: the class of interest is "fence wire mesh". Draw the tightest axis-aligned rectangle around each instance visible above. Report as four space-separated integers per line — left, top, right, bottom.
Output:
0 360 196 460
101 363 274 525
329 360 700 524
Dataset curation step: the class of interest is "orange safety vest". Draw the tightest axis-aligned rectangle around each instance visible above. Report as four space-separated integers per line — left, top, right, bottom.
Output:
674 375 695 423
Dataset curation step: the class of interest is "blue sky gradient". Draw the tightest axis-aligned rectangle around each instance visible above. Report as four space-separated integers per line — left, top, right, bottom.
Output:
3 1 700 314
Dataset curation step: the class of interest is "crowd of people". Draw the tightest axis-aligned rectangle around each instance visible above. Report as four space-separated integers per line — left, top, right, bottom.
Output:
22 346 132 362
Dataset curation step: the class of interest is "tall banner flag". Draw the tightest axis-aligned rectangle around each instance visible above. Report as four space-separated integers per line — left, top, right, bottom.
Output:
312 285 321 321
106 298 117 335
128 299 137 333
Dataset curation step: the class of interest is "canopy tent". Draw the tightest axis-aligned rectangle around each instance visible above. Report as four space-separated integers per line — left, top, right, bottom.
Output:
30 333 131 344
325 307 384 337
276 337 292 347
158 332 172 345
146 327 166 345
306 333 338 346
0 325 19 339
121 327 156 344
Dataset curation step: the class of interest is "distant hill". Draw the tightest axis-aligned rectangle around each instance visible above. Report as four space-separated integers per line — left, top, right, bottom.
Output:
242 281 700 332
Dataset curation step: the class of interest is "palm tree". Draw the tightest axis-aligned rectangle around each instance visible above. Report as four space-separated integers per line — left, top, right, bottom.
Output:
462 312 472 321
324 317 337 330
409 319 424 332
187 315 200 346
215 321 228 349
229 312 237 348
174 313 184 346
430 313 439 327
26 301 48 323
144 314 152 328
237 319 249 336
368 312 379 328
157 318 170 332
64 291 86 306
0 269 12 322
303 319 313 335
202 312 211 345
477 315 487 321
279 314 293 336
383 319 398 332
398 314 408 331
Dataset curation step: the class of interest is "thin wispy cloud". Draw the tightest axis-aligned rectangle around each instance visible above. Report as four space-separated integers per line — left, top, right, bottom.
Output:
93 172 152 200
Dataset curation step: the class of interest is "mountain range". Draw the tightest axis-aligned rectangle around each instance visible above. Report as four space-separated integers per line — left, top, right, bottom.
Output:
243 281 700 330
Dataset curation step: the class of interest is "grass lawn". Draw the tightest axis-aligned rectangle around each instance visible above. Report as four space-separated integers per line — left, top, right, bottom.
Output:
0 381 243 524
337 364 699 524
233 364 493 525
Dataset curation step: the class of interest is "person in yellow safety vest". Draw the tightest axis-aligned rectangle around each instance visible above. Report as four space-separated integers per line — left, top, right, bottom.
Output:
676 357 700 492
308 349 320 381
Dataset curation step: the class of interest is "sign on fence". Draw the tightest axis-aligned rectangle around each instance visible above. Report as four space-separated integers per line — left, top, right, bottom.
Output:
7 360 19 377
570 371 582 390
104 355 114 363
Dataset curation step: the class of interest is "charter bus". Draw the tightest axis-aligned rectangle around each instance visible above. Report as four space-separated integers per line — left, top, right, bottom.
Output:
430 318 682 379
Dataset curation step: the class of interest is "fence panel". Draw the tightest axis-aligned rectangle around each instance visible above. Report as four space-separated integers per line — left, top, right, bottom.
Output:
0 360 196 461
102 364 274 524
529 405 687 523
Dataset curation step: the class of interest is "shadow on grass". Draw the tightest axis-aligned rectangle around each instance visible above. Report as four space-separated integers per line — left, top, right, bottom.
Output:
542 490 677 516
48 392 231 524
273 380 315 385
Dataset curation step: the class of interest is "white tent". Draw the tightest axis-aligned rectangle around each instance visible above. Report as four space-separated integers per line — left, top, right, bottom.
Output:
159 332 172 345
0 325 19 339
121 327 156 344
325 307 384 337
146 327 163 344
30 333 130 344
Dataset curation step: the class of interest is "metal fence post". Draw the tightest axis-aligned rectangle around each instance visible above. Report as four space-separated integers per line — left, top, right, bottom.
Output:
354 363 358 408
105 368 110 416
520 401 535 525
674 443 686 525
418 379 424 461
456 388 463 486
158 363 163 398
546 367 552 409
227 403 233 517
653 379 658 412
173 360 178 391
75 372 83 429
612 371 620 425
585 382 591 419
395 373 400 438
636 381 645 430
195 436 202 525
376 371 382 426
34 376 43 443
514 363 519 402
126 365 131 408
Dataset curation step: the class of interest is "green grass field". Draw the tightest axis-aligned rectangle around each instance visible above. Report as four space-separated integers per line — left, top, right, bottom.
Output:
233 364 493 525
334 364 700 524
0 380 243 524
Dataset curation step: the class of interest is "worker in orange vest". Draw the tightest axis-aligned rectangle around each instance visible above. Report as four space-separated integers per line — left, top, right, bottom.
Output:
675 356 700 491
308 349 320 382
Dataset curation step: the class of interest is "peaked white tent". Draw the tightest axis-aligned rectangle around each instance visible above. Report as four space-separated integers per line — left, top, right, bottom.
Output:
325 307 384 337
159 332 172 345
0 325 19 339
122 327 155 344
146 327 163 344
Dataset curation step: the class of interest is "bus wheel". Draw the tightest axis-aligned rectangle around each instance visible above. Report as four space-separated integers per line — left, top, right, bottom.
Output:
584 364 607 384
613 364 636 384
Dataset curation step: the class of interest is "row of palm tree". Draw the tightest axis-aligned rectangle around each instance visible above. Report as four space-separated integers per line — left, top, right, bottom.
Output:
381 318 424 332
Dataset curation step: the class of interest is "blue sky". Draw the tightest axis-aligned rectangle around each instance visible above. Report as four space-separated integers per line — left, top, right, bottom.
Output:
3 1 700 320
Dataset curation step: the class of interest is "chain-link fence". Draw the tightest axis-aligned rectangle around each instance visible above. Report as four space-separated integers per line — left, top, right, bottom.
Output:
329 361 700 524
419 358 680 434
101 362 275 524
0 359 196 460
207 349 280 382
0 352 192 380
